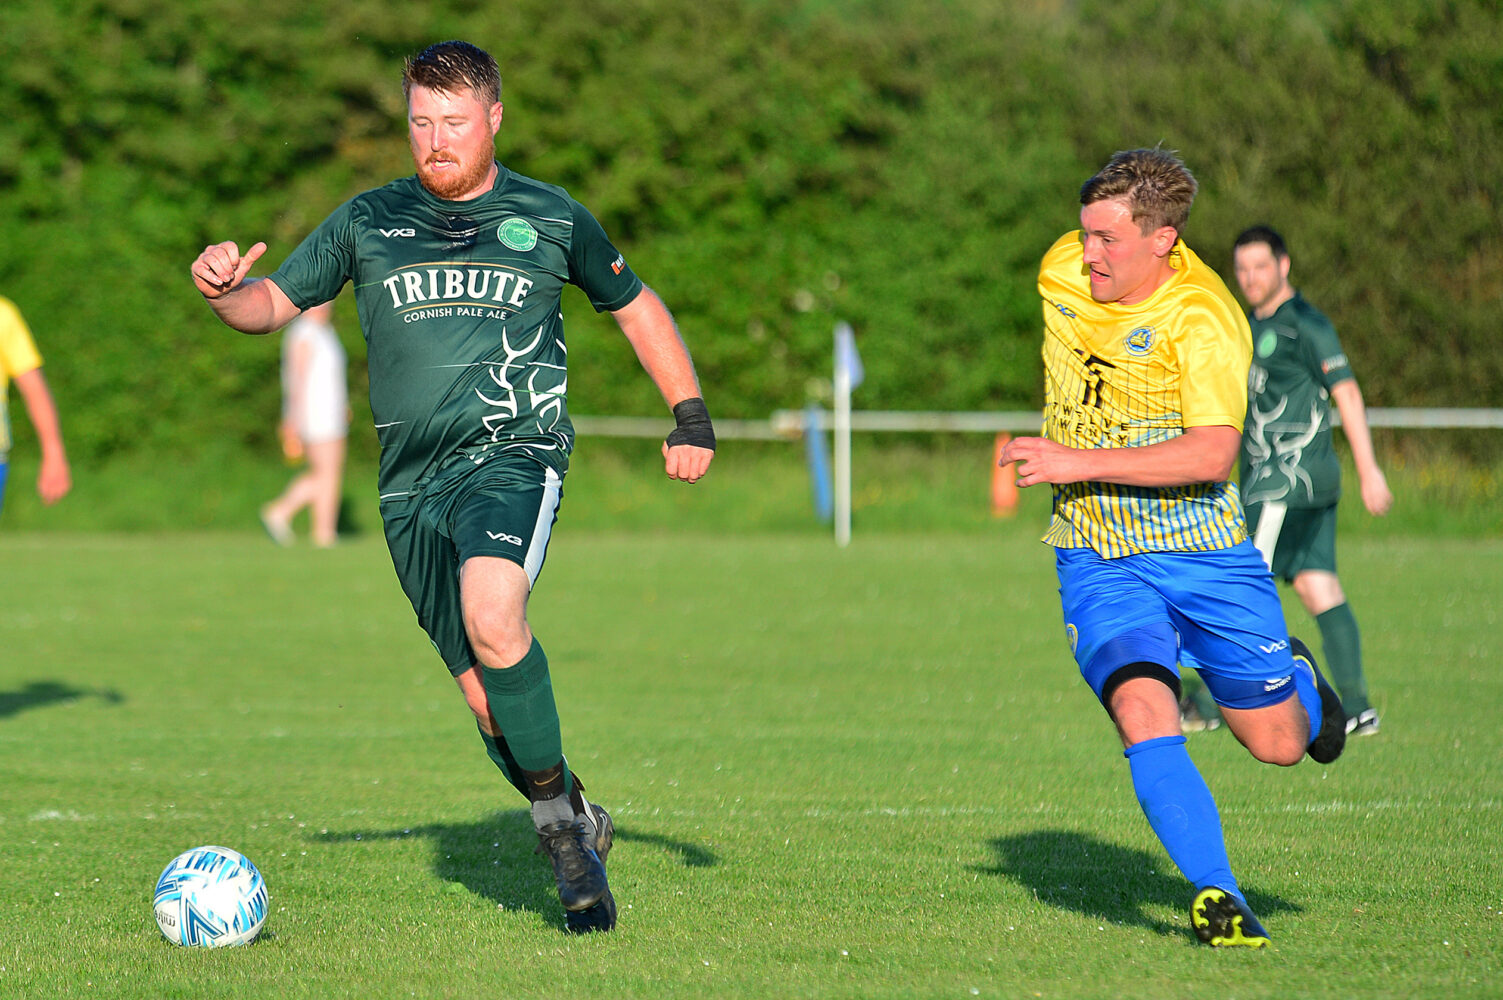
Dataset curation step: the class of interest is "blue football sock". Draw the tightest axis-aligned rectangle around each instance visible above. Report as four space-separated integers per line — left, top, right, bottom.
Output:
1291 659 1322 746
1125 735 1240 897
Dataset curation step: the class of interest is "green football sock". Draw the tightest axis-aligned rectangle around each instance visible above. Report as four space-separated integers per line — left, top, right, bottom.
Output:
1316 602 1370 716
480 637 570 787
475 724 529 799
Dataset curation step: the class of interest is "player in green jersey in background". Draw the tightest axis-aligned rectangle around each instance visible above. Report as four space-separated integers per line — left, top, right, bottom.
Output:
1229 225 1391 736
190 40 715 932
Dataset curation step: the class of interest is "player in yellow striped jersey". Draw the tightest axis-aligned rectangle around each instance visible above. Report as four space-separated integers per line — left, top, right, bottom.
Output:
0 295 71 513
1035 224 1249 557
999 148 1347 946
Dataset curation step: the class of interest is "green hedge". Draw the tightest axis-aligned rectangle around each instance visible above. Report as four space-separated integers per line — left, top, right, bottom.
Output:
1 0 1498 468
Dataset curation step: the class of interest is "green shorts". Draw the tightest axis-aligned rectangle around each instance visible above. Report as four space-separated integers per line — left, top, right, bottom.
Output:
1244 500 1337 582
379 457 563 675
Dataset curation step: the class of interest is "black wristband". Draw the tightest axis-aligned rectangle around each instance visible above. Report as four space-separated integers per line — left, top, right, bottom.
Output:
666 396 716 451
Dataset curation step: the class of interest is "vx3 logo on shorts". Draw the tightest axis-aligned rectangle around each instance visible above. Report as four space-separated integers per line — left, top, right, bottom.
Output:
1259 638 1290 654
485 531 524 546
380 227 417 238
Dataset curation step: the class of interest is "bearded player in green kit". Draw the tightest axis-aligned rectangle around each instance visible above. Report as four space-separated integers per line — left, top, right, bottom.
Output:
191 41 715 933
1233 225 1392 735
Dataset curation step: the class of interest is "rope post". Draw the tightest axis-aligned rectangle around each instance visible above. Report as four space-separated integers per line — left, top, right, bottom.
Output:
991 432 1017 518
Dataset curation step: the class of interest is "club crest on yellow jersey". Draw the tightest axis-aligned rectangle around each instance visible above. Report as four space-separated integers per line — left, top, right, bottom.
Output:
1125 326 1155 356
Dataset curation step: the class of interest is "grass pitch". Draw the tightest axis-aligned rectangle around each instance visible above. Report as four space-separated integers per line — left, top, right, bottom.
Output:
1 527 1500 998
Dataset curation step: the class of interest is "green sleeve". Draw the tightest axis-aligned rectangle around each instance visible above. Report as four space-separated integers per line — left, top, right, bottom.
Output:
268 201 358 311
1300 311 1353 391
566 198 644 313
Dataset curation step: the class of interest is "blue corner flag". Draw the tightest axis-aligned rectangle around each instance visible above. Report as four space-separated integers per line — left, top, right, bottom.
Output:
834 321 863 390
804 403 833 522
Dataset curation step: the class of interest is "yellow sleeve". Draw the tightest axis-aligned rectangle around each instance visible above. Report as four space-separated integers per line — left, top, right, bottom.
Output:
0 297 44 378
1173 297 1251 430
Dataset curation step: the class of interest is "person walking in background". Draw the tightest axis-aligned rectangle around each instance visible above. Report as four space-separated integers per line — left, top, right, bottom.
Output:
190 40 714 933
0 294 71 514
999 148 1347 947
1232 225 1392 736
261 300 348 548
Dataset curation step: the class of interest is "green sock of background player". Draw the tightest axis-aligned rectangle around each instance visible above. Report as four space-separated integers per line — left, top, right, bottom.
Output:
1317 603 1370 717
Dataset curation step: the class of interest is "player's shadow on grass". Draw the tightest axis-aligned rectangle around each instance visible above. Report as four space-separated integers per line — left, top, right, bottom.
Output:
977 829 1299 941
314 809 718 930
0 680 123 721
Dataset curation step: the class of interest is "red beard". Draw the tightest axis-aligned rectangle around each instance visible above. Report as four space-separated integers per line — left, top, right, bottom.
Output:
415 152 493 200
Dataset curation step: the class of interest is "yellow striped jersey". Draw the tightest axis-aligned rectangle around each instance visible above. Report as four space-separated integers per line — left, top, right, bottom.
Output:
0 295 44 455
1035 230 1251 557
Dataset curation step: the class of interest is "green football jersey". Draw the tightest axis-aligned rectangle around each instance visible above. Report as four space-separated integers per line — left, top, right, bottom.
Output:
268 165 643 499
1239 292 1354 509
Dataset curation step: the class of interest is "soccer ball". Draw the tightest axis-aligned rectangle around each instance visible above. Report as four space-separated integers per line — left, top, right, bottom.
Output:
153 846 268 947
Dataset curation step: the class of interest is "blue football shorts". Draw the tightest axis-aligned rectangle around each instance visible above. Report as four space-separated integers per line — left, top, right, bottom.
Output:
1056 540 1298 710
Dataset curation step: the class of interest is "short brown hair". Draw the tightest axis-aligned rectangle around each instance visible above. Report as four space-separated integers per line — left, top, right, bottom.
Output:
1079 148 1198 235
402 41 501 106
1234 225 1289 261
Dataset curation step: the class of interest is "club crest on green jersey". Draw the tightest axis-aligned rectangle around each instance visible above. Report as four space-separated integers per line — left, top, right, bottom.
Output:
1257 330 1279 358
498 217 538 252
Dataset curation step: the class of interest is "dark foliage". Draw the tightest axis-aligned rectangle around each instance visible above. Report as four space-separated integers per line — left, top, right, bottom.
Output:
1 0 1497 464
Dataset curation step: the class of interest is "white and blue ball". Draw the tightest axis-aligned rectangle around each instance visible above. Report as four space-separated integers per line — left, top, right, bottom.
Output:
153 845 268 947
